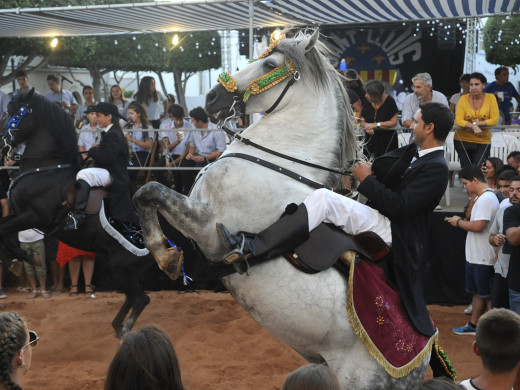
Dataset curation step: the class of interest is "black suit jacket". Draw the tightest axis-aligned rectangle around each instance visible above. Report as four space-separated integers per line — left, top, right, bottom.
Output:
87 125 138 224
358 148 448 337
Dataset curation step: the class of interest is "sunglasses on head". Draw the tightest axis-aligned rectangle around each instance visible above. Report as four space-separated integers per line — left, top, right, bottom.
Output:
23 330 39 349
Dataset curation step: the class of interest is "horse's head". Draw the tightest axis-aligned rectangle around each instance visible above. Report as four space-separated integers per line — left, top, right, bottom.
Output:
205 29 324 119
4 88 78 165
3 88 38 148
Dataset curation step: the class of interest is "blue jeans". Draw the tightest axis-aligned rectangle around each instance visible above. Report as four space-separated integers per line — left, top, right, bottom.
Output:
509 288 520 314
453 140 490 168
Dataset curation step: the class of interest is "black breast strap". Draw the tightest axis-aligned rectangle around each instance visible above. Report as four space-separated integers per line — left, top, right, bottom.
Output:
219 153 331 190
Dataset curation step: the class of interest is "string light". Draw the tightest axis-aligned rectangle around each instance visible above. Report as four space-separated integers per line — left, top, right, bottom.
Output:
50 37 58 48
172 34 179 46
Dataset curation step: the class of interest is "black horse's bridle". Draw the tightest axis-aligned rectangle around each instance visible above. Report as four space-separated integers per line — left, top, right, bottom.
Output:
2 103 31 157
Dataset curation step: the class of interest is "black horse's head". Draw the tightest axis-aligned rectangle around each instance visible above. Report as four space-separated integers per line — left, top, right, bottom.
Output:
3 88 37 148
4 88 78 164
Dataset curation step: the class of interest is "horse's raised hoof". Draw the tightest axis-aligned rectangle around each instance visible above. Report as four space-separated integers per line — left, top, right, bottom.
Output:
160 247 184 280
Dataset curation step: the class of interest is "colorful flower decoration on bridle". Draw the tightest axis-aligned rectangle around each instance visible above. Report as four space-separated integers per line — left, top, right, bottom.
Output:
217 34 298 103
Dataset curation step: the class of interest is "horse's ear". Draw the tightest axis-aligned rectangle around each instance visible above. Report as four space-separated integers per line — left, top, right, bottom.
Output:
303 29 320 53
21 87 35 102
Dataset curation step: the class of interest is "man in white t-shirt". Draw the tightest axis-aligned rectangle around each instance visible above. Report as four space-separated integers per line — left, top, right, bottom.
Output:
445 165 499 335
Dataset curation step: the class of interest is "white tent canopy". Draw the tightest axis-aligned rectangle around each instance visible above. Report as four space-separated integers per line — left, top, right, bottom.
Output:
0 0 518 38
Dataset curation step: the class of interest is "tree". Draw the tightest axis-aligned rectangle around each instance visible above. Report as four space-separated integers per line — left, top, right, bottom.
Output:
167 31 221 108
47 35 124 101
0 0 101 88
1 0 221 105
107 31 221 108
483 15 520 71
0 37 55 87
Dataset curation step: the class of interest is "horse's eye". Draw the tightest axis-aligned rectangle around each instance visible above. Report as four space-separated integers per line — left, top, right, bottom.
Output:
264 61 277 70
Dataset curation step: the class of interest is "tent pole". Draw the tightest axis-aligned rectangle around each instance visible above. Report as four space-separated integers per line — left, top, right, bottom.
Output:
248 0 254 125
248 0 254 59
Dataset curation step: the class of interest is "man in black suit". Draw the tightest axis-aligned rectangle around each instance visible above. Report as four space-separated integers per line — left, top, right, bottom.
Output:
218 102 453 337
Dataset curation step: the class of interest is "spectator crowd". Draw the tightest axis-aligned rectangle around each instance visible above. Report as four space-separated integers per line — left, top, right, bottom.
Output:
0 64 520 390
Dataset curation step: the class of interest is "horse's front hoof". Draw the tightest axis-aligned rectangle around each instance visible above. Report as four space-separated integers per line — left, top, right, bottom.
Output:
160 247 184 280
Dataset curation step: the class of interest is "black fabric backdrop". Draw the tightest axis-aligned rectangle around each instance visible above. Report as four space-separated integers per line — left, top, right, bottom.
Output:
85 212 471 305
422 211 471 305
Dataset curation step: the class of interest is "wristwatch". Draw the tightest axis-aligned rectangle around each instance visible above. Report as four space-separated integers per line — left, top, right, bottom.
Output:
377 122 381 128
472 121 477 125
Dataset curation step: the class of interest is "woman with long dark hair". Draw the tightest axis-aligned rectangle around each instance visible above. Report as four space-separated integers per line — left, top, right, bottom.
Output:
108 84 129 120
105 325 184 390
134 76 167 129
124 101 153 186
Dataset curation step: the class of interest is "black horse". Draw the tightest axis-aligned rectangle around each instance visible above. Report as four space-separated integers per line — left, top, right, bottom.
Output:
2 88 159 337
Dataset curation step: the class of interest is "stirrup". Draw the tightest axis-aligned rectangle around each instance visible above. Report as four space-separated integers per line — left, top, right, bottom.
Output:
64 212 81 230
222 233 251 275
222 233 251 263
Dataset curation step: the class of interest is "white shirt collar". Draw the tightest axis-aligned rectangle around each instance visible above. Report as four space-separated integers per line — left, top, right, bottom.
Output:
418 145 444 157
101 123 114 133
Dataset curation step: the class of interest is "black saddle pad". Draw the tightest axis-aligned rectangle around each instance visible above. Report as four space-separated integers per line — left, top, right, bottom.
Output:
102 200 146 249
289 223 387 273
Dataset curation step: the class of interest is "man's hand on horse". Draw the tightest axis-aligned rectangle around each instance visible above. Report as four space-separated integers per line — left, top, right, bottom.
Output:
352 162 372 182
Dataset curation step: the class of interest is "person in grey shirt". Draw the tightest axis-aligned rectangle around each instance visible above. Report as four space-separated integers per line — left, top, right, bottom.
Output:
401 73 449 128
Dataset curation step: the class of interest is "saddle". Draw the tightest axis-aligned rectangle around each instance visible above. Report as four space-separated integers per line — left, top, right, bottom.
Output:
62 183 145 249
65 182 109 215
285 223 391 274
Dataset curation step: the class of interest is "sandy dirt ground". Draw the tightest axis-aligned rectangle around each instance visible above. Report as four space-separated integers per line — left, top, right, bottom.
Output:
0 289 480 390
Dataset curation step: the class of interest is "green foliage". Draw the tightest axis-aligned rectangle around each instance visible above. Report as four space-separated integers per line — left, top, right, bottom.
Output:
47 30 221 74
483 15 520 70
168 31 221 72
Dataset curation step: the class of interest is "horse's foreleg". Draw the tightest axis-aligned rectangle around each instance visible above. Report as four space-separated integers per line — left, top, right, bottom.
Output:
119 293 150 337
112 297 132 337
134 182 215 279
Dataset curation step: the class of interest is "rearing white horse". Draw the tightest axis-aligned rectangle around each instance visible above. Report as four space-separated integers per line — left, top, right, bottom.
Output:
133 29 429 389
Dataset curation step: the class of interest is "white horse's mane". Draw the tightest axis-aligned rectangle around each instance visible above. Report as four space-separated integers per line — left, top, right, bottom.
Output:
276 29 360 171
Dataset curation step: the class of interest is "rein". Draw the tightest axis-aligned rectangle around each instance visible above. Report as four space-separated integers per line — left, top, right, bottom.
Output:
8 163 74 191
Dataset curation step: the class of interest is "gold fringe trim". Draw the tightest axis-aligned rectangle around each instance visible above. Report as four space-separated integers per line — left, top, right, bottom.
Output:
346 257 438 378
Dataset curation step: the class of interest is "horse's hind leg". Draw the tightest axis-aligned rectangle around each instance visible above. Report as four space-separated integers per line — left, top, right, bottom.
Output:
133 182 216 279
